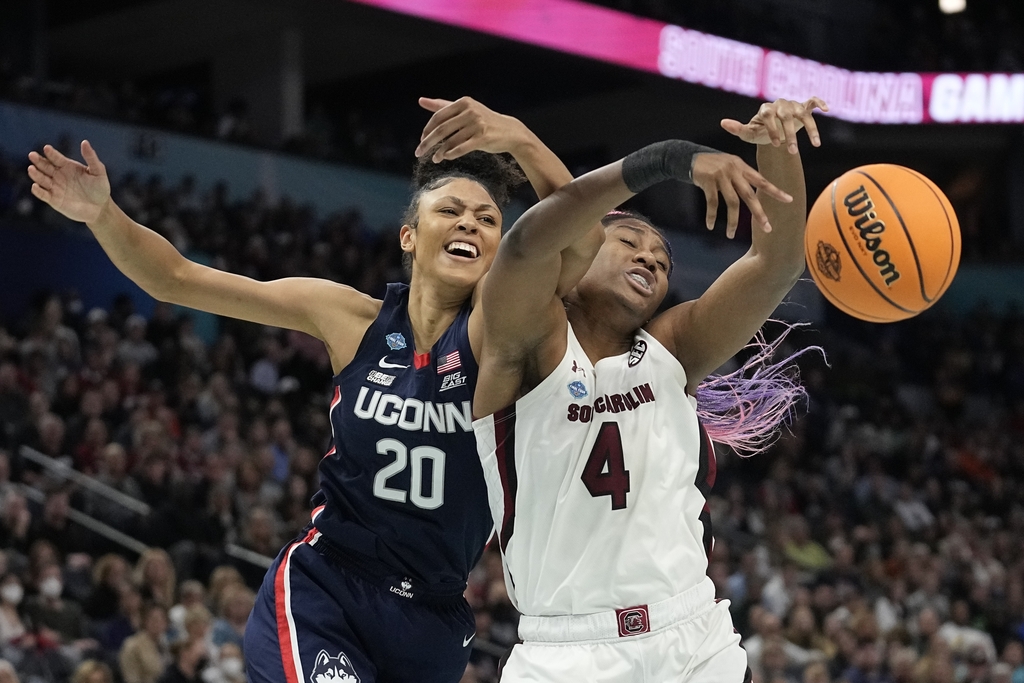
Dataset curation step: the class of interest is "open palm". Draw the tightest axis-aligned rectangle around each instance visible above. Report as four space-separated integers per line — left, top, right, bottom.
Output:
28 141 111 224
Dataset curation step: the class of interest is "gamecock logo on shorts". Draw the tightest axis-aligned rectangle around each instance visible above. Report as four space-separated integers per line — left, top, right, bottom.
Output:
310 650 360 683
615 605 651 637
816 241 842 282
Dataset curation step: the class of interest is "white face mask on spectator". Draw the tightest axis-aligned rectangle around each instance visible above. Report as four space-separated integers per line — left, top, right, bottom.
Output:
1 584 22 605
220 658 244 678
40 577 63 599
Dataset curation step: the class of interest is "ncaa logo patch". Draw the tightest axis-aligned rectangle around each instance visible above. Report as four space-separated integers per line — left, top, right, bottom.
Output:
615 605 650 637
310 650 360 682
567 380 588 399
385 332 407 350
628 339 647 367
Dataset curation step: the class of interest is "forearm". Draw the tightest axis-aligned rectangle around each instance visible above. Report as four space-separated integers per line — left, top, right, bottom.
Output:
752 144 807 282
504 161 630 259
86 199 189 300
509 129 573 201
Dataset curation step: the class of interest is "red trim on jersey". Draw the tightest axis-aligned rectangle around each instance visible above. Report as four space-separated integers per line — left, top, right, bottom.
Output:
310 506 325 523
696 423 716 560
329 386 341 411
322 445 336 461
492 406 518 553
274 544 300 683
413 351 431 370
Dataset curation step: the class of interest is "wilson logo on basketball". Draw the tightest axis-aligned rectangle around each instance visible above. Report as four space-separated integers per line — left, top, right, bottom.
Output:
843 186 901 286
815 241 841 282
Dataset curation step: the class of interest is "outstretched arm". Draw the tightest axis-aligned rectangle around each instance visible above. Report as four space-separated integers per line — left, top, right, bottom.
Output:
415 96 603 296
473 141 792 416
647 98 827 394
27 142 379 371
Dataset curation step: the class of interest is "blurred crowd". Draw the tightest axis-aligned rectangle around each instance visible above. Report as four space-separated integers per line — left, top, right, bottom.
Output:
0 143 1022 683
594 0 1024 72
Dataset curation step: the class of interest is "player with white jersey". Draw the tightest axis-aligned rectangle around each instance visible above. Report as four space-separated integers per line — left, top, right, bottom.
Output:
473 97 827 682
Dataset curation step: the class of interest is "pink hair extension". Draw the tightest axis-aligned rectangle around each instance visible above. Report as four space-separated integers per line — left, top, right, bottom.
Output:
695 321 825 457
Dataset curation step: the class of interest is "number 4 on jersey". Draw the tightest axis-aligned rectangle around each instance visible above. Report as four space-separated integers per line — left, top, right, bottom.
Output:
581 422 630 510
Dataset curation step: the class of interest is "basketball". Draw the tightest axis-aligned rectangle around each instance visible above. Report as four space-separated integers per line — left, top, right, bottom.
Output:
804 164 961 322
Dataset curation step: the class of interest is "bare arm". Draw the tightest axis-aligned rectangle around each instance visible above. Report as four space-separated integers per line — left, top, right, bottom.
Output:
415 96 603 296
647 98 826 393
28 142 379 370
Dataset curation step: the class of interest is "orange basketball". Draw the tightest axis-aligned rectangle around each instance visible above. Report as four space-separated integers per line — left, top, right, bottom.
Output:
804 164 961 323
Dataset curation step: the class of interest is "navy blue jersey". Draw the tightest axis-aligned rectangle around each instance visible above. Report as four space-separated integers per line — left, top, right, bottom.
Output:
310 283 492 590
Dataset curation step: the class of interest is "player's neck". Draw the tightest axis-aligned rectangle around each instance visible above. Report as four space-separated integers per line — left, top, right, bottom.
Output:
566 302 638 364
406 275 471 353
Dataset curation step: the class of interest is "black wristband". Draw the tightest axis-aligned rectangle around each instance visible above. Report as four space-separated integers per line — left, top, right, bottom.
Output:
620 140 721 192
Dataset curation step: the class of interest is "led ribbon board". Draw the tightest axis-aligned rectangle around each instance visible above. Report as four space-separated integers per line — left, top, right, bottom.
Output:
351 0 1024 125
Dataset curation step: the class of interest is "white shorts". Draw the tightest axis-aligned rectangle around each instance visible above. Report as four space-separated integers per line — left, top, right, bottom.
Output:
501 585 747 683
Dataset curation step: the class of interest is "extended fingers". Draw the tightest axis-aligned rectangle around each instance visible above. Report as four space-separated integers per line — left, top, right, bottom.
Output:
419 111 481 158
780 112 799 154
80 140 105 172
42 144 69 168
720 182 741 239
433 127 476 162
743 167 793 203
734 179 771 233
759 104 783 147
28 151 55 176
30 182 52 203
27 164 52 190
418 97 454 113
701 185 719 231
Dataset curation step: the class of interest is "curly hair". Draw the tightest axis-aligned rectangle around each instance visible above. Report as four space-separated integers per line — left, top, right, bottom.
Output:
401 147 526 275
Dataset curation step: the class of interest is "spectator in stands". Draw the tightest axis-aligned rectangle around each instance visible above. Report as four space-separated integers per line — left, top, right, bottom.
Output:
99 583 142 653
28 486 96 557
167 580 205 641
23 562 98 665
72 660 113 683
0 572 31 648
134 549 176 610
117 315 158 369
204 567 243 620
84 553 130 621
939 599 997 662
157 636 208 683
118 602 170 683
783 516 832 574
0 490 32 552
207 642 245 683
209 584 252 651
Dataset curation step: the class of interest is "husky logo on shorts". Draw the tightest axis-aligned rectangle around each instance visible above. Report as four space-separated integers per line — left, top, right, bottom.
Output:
615 605 650 637
310 650 360 682
628 340 647 367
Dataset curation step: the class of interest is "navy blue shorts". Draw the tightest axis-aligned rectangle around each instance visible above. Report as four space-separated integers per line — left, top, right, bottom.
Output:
244 531 476 683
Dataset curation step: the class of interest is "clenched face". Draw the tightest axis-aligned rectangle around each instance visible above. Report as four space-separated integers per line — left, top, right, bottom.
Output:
573 219 671 324
400 178 503 292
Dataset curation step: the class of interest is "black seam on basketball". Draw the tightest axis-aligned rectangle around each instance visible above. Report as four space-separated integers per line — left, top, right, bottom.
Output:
903 167 957 297
855 170 929 302
829 181 916 315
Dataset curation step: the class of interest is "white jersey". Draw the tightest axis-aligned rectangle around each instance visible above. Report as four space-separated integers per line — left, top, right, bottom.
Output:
474 324 717 617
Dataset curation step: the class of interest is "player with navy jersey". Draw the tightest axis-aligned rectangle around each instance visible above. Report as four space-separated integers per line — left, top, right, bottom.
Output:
26 97 604 683
472 98 826 682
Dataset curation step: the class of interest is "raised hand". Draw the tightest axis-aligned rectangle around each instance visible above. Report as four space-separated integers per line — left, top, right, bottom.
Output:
27 141 111 224
691 153 793 239
720 98 829 153
414 96 530 162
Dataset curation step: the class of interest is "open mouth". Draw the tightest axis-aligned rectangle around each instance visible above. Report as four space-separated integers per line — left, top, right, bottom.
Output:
445 241 479 259
626 270 653 293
